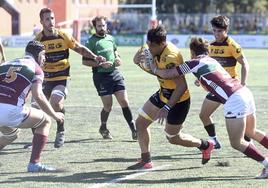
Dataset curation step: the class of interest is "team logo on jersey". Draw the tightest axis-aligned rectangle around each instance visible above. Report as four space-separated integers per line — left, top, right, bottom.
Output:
47 43 63 50
210 49 224 54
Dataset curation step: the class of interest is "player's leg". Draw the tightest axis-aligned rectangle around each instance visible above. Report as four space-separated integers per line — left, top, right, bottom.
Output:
99 94 113 139
245 111 268 149
127 99 160 170
165 98 214 164
49 81 68 148
0 126 20 150
199 94 221 149
114 87 137 140
17 107 55 172
224 88 268 178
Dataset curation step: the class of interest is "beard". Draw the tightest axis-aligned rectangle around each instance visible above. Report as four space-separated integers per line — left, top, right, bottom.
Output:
97 29 106 36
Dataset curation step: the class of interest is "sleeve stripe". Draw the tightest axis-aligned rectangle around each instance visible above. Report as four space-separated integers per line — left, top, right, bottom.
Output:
179 63 191 74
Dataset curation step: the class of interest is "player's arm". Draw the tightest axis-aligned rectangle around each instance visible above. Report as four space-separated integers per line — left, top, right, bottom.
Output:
82 56 113 69
31 82 64 122
149 57 179 78
0 41 6 63
114 50 123 67
72 41 105 62
236 54 249 86
155 76 188 124
168 76 188 108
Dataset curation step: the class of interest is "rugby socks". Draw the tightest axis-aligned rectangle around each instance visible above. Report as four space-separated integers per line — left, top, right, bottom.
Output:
30 133 48 163
204 123 216 137
141 152 151 163
56 108 65 133
122 107 136 132
198 139 209 150
100 108 110 130
243 144 265 162
260 135 268 149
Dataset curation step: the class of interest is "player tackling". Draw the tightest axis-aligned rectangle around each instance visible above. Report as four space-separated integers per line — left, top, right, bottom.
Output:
151 37 268 179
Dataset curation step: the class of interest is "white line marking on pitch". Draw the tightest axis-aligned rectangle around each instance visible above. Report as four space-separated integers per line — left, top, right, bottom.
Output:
89 165 170 188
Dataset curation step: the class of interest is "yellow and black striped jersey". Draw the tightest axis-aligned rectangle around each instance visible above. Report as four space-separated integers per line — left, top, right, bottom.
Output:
209 37 242 78
35 29 76 81
156 42 190 103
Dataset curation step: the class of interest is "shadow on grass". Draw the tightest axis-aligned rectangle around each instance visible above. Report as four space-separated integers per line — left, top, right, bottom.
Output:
0 166 253 185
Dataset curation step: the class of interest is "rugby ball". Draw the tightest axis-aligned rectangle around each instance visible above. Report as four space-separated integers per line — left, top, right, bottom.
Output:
138 48 153 74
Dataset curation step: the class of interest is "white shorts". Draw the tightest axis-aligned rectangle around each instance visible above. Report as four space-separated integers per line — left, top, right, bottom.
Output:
224 87 256 119
0 104 30 128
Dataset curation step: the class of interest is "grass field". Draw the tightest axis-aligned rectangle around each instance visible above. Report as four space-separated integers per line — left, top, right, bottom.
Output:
0 47 268 188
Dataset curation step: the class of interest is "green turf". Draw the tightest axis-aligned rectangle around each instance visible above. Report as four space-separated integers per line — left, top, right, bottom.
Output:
0 47 268 188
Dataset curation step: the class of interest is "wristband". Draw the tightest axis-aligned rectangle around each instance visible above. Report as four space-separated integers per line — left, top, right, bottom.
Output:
163 104 171 112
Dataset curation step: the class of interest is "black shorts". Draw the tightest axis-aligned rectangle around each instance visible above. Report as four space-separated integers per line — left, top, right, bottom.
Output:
93 70 125 96
206 92 222 103
42 80 69 99
149 91 190 125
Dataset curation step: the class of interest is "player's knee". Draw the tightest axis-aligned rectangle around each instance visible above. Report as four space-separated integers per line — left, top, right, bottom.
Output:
103 106 112 112
2 128 20 143
199 112 206 120
229 139 242 150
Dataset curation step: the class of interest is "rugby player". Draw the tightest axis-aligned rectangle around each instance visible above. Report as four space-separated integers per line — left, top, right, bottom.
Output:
29 8 105 148
0 41 64 172
152 37 268 179
199 15 250 149
82 16 137 140
127 25 214 170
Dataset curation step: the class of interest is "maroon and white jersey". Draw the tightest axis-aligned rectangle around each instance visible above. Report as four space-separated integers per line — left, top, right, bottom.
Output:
0 56 44 106
176 55 243 104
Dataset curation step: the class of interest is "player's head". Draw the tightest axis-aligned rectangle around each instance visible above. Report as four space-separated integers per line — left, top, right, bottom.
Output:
25 40 46 65
92 16 108 37
210 15 229 41
39 8 55 32
189 37 209 58
146 25 167 56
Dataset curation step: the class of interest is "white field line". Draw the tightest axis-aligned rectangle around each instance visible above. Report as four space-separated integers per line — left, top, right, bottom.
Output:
89 165 170 188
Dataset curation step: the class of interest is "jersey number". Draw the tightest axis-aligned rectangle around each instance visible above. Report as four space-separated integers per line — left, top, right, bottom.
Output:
3 66 22 83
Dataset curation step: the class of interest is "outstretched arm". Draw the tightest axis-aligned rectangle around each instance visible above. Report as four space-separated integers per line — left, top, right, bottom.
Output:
150 60 180 79
72 41 105 62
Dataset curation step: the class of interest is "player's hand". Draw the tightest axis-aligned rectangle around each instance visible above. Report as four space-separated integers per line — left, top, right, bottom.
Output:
114 58 123 67
194 79 200 87
54 112 65 123
99 61 113 69
133 50 146 65
155 107 168 125
96 55 106 62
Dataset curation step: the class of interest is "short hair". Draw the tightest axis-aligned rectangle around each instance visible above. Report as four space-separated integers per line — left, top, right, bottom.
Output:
39 8 53 20
92 16 107 27
189 37 209 56
25 40 45 63
210 15 230 29
147 25 167 45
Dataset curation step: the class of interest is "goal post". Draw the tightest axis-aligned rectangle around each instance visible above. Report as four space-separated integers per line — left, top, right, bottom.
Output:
57 1 158 41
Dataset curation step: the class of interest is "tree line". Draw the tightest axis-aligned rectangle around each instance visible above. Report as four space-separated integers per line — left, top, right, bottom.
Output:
119 0 268 14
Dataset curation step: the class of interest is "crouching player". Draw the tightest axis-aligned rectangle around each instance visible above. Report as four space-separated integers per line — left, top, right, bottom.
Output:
0 41 64 172
151 37 268 179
